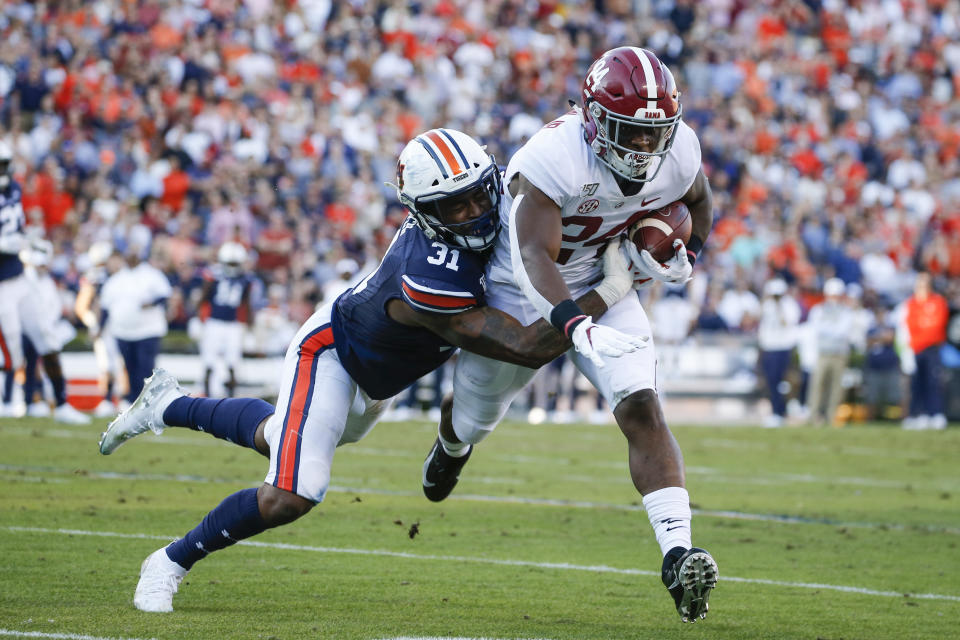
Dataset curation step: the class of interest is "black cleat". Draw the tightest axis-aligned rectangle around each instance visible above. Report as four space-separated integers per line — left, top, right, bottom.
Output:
422 437 472 502
661 546 718 622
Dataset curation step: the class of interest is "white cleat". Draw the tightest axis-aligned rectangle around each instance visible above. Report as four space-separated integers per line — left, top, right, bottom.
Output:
27 401 52 418
93 398 117 418
53 402 91 425
133 548 188 613
99 369 184 455
763 414 783 429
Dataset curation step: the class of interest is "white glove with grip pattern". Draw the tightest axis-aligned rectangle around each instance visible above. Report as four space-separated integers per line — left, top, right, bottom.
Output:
570 316 648 368
628 238 693 285
619 242 656 290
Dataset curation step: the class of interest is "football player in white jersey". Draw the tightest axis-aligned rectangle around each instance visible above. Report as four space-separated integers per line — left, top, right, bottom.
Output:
423 47 718 622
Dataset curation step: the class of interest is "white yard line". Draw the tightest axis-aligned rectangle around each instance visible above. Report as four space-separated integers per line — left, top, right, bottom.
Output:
3 463 957 535
4 526 959 603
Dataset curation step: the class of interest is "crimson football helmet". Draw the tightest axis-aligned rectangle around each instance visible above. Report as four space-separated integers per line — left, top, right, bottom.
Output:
581 47 682 182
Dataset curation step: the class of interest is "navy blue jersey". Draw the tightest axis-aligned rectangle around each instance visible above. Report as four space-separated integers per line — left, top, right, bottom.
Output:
0 182 25 282
206 270 252 321
332 218 487 400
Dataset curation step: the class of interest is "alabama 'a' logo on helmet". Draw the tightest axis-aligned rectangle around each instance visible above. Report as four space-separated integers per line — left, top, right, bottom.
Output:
580 47 682 183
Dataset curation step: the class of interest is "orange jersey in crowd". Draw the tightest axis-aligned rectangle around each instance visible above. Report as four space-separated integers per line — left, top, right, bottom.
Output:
905 293 949 353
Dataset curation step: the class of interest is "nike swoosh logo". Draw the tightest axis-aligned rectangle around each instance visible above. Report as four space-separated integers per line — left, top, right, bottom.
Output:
641 196 660 207
666 526 685 531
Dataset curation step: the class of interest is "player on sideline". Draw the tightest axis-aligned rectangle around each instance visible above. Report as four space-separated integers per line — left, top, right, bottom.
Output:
75 242 124 417
98 128 643 613
198 242 254 397
420 48 719 622
0 141 90 424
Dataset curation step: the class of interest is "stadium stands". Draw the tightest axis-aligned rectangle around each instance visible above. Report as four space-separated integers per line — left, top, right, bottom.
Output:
1 0 958 421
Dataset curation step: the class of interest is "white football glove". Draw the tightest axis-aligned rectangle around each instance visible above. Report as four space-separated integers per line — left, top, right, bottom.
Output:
593 238 634 307
619 242 656 290
570 316 648 368
627 238 693 285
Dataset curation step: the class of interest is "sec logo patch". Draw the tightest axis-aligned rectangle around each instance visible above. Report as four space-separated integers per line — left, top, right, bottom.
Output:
577 199 599 213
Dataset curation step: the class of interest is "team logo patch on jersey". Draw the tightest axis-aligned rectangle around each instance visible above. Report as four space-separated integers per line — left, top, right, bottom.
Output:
580 183 599 196
577 199 600 213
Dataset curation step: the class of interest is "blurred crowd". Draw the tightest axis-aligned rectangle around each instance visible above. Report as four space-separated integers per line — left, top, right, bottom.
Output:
1 0 959 420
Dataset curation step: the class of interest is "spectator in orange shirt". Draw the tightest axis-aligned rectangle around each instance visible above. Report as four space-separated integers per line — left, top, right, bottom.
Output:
903 272 949 430
161 155 190 214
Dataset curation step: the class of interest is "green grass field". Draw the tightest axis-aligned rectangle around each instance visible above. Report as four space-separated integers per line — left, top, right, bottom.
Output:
1 415 958 640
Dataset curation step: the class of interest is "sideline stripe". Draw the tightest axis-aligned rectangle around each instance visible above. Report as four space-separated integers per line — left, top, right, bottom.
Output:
0 629 157 640
5 526 959 603
2 463 957 536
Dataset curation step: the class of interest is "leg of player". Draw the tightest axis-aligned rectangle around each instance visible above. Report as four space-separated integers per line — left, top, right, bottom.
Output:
422 394 473 502
99 368 274 456
1 368 14 415
226 366 237 398
135 482 312 613
423 353 538 502
40 351 91 424
23 335 50 417
614 389 717 623
99 369 298 612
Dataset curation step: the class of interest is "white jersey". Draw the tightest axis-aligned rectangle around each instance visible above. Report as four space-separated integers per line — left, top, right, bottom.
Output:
488 109 701 295
100 262 172 341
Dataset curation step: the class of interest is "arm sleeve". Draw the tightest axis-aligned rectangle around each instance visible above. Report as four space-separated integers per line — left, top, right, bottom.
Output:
400 274 478 315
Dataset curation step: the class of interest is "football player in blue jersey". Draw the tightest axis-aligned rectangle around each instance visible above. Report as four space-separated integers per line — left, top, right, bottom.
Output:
0 141 90 423
198 242 253 397
97 128 643 613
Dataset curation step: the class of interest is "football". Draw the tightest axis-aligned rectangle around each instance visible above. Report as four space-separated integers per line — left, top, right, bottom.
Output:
629 200 692 263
